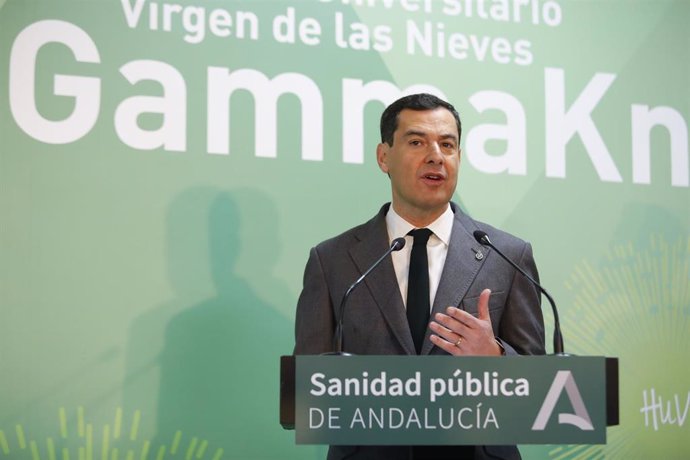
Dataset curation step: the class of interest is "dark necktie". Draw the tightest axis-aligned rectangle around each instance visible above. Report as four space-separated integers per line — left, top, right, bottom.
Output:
406 228 433 354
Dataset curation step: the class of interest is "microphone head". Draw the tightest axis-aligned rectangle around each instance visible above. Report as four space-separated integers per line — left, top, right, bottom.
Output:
391 237 406 251
473 230 491 246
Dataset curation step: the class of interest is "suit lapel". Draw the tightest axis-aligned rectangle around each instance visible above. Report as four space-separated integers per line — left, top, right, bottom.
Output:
349 206 417 355
421 204 487 354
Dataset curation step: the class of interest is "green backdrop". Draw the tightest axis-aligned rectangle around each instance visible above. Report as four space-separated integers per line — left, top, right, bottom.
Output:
1 1 688 458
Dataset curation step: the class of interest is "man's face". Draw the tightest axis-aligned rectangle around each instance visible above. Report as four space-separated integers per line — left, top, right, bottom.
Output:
376 107 460 225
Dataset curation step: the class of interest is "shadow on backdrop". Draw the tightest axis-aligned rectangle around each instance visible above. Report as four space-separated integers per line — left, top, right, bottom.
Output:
123 188 304 459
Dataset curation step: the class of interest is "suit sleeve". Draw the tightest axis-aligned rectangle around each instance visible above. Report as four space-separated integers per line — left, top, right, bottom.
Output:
293 247 335 355
497 242 546 356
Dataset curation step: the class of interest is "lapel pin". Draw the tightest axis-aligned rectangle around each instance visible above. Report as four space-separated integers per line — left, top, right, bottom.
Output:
472 248 484 260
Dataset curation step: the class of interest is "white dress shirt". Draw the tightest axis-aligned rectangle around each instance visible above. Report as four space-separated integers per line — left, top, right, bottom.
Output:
385 205 454 310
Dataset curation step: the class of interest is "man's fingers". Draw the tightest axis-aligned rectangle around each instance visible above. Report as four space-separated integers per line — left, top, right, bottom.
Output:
441 288 492 327
477 288 492 322
430 334 463 356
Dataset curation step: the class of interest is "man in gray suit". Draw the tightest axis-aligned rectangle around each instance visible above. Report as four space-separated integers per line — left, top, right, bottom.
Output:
294 93 545 459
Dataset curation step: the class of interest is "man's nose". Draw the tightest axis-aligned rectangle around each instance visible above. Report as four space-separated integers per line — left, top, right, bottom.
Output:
426 143 444 163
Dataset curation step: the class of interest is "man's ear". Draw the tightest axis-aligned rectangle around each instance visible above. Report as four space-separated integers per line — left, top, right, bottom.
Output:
376 143 389 173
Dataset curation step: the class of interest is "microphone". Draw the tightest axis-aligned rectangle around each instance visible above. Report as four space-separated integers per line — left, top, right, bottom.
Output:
325 237 406 356
473 230 565 355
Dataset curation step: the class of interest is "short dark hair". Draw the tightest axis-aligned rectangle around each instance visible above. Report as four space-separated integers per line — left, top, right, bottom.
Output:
380 93 462 146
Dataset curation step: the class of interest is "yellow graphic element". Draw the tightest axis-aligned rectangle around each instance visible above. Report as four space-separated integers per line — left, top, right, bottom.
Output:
102 425 111 460
78 408 84 439
550 234 690 459
0 408 223 460
0 431 9 455
47 438 56 460
549 444 604 460
114 409 122 440
129 412 140 443
30 441 40 460
59 409 68 440
139 441 150 460
169 432 181 455
77 406 84 438
15 426 26 450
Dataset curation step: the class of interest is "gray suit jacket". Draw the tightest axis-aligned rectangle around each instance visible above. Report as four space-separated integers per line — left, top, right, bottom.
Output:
294 202 546 459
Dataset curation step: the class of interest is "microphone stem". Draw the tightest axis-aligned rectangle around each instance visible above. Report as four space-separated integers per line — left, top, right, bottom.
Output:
486 241 565 355
334 241 403 353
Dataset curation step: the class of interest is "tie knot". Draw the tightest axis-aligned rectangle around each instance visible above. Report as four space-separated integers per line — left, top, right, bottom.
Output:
409 228 433 246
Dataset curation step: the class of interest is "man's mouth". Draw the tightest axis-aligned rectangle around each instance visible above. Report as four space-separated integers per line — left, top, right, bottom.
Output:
422 173 445 181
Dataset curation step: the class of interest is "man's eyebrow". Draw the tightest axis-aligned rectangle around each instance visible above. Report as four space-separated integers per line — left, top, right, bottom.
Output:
402 130 457 142
402 129 427 138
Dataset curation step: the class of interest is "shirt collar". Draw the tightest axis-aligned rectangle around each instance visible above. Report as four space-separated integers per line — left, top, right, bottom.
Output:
385 204 454 246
